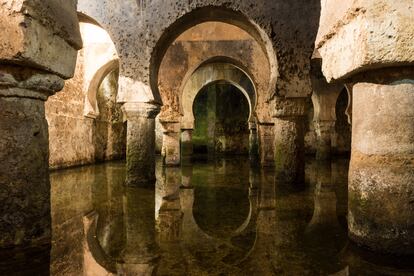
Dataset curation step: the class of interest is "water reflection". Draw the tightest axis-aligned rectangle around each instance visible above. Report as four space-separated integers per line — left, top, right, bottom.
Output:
2 157 414 275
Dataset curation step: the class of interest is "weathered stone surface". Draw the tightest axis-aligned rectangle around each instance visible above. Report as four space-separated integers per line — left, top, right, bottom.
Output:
316 0 414 81
0 64 73 248
78 0 321 102
0 95 51 247
274 117 306 185
0 0 81 78
0 66 64 100
123 102 160 186
46 50 125 169
0 0 81 249
273 97 307 185
349 80 414 255
273 96 307 118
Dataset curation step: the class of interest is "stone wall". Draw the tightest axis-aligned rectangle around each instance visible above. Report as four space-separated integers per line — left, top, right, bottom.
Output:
46 50 94 169
46 51 126 170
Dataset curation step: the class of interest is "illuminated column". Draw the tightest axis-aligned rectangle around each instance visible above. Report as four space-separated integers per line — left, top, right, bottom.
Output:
123 102 160 186
0 0 81 248
273 97 307 185
348 80 414 254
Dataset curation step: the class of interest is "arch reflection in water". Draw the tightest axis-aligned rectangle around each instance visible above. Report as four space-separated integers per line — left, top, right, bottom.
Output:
37 157 414 275
155 157 259 275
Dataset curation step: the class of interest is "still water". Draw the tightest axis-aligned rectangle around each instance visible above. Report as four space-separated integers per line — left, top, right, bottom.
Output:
1 156 413 275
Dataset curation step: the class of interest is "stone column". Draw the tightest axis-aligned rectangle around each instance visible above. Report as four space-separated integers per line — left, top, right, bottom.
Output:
315 0 414 256
160 121 181 166
311 55 343 161
257 123 275 167
122 102 160 187
249 121 259 162
348 79 414 255
0 67 66 247
0 0 81 249
273 97 307 185
314 120 335 161
181 129 193 163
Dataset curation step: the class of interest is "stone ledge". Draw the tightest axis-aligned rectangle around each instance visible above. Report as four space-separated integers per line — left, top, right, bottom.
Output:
317 1 414 82
0 11 79 78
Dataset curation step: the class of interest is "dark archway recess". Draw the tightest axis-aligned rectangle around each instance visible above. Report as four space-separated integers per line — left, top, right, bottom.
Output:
193 81 250 155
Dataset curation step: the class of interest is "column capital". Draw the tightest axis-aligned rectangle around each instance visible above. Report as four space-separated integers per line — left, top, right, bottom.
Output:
122 102 161 120
273 97 307 118
0 65 65 100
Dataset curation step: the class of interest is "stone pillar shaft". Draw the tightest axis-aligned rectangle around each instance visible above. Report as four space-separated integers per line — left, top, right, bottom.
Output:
348 80 414 255
273 97 307 185
0 66 65 247
123 102 160 187
161 121 180 166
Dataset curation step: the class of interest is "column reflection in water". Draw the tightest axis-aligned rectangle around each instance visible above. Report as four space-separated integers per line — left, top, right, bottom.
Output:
232 168 260 239
155 164 185 275
50 165 95 275
93 163 125 260
120 182 159 274
41 158 414 275
304 160 347 274
240 167 278 275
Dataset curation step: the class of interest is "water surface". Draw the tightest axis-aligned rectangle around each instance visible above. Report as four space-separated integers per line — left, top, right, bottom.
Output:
1 157 413 275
